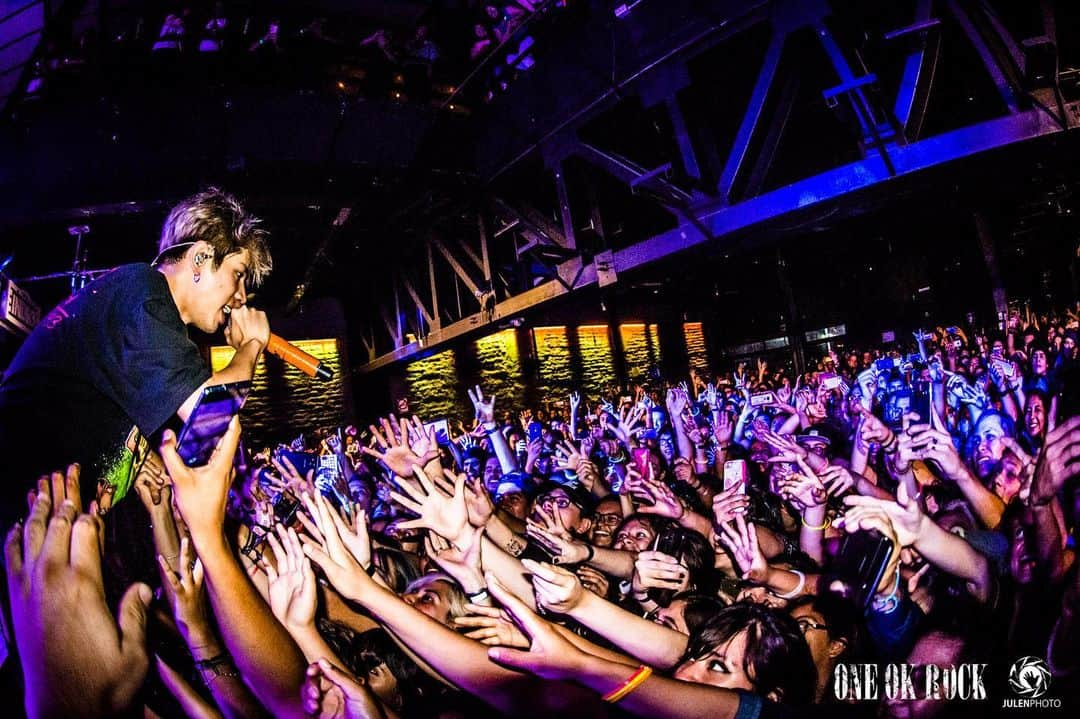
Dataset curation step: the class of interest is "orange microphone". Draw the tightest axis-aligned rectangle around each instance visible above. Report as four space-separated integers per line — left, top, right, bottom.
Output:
266 334 334 381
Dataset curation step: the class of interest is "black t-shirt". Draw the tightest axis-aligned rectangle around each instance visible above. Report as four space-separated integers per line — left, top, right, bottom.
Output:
0 263 210 519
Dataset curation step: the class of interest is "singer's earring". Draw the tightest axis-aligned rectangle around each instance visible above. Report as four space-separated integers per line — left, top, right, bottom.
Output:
193 273 201 283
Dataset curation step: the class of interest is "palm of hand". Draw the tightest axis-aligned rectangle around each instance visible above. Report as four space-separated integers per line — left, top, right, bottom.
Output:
464 482 494 527
381 445 424 477
270 564 315 628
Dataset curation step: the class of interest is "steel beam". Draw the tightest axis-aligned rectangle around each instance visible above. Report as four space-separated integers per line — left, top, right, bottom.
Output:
553 162 577 251
666 94 701 182
946 0 1021 114
432 236 483 299
399 272 434 330
357 101 1079 372
426 243 441 330
574 142 693 207
716 30 785 203
890 0 939 141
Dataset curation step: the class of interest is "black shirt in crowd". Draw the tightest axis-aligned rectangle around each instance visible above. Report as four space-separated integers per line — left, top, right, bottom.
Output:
0 263 210 521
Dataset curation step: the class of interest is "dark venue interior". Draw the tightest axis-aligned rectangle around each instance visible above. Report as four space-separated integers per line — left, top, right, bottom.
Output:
0 0 1078 717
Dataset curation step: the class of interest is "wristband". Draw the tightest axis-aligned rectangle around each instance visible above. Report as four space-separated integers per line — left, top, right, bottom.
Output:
364 561 378 577
482 421 498 433
800 515 830 531
603 665 653 703
467 588 490 604
582 543 595 564
775 569 806 600
870 569 901 614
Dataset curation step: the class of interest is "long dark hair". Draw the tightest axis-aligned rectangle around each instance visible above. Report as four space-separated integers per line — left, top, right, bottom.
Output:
680 603 817 703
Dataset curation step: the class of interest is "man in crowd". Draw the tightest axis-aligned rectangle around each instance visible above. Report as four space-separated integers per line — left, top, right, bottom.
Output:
0 188 273 520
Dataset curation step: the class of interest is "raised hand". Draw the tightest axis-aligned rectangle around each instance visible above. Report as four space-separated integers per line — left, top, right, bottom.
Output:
553 440 584 474
463 476 496 528
484 574 588 682
852 403 893 446
576 565 611 598
265 524 318 631
832 505 901 595
715 515 767 582
388 467 469 545
362 416 434 478
526 505 588 565
300 492 374 601
526 558 588 615
713 409 734 446
701 383 719 411
1028 415 1080 505
161 416 242 542
841 481 926 548
158 536 215 649
818 465 856 497
454 604 530 648
901 425 965 480
569 392 581 414
666 387 690 418
273 455 315 497
777 459 827 512
133 450 170 509
405 415 441 464
711 484 750 525
615 403 647 445
631 469 685 520
468 385 497 424
426 525 484 591
301 659 386 719
632 551 689 595
6 471 152 719
758 428 808 463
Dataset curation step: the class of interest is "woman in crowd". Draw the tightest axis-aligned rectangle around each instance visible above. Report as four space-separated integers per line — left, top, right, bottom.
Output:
5 312 1079 718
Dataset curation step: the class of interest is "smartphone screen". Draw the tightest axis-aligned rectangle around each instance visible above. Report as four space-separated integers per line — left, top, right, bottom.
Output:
828 529 895 609
424 418 451 444
631 447 651 477
176 381 251 466
723 460 747 494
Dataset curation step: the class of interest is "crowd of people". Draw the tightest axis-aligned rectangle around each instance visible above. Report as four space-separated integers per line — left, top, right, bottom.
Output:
5 295 1080 716
20 1 556 109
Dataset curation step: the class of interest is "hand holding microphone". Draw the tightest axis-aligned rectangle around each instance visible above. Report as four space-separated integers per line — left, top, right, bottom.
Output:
223 305 270 352
224 306 333 381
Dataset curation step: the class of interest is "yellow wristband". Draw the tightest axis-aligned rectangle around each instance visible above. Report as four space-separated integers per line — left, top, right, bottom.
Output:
801 515 830 531
603 665 653 703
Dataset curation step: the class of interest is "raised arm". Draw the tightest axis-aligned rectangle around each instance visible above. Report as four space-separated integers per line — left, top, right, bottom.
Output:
161 418 307 716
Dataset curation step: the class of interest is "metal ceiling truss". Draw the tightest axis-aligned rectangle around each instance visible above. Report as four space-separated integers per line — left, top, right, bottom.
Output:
356 0 1078 373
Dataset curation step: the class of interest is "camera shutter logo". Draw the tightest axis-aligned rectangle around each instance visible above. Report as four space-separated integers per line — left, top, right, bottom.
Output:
1008 657 1051 699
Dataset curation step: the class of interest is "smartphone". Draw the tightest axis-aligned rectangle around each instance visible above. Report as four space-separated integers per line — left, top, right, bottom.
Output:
631 447 651 477
655 530 686 562
315 454 340 489
176 381 251 466
723 460 748 494
820 373 842 391
828 529 895 609
527 421 544 442
992 358 1016 379
874 357 899 373
273 447 318 478
424 418 451 444
272 491 300 526
749 391 775 408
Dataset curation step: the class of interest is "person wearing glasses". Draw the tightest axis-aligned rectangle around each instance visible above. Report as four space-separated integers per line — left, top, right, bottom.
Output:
787 593 864 703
